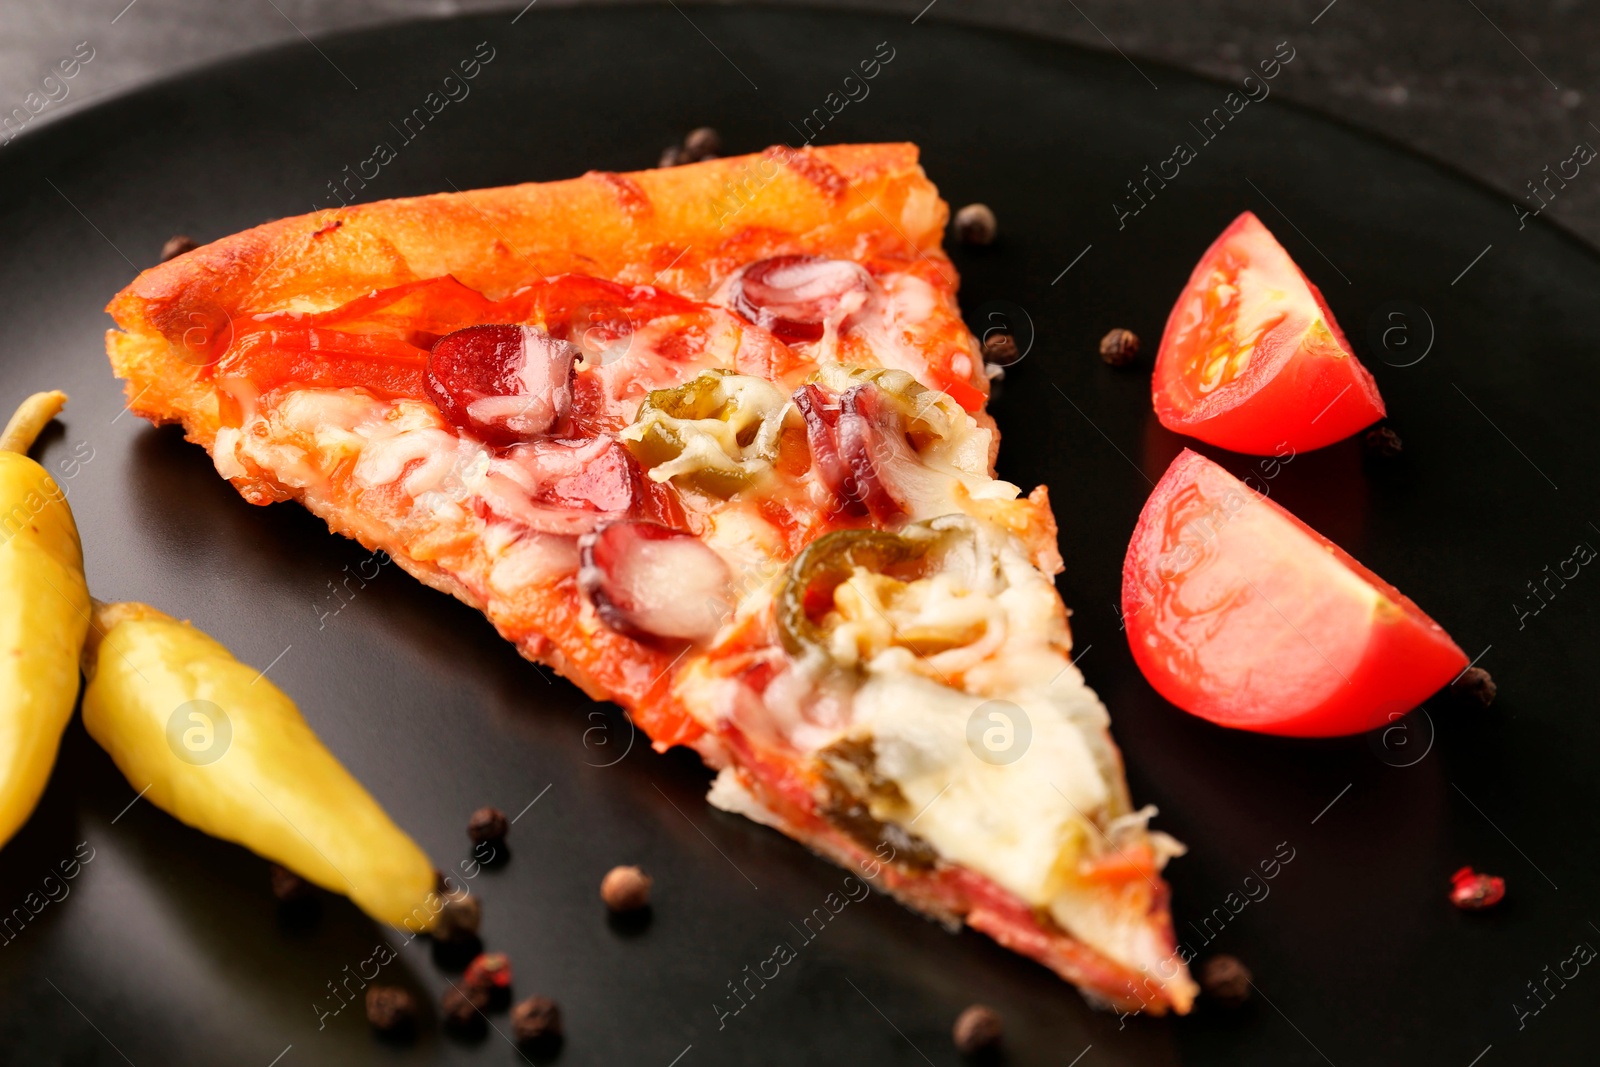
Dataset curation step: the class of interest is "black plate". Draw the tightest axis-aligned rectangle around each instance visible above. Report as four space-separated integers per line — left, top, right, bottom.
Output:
1 6 1595 1065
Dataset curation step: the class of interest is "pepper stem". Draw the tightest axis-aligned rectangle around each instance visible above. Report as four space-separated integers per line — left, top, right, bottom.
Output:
0 390 68 454
81 599 176 681
81 598 112 682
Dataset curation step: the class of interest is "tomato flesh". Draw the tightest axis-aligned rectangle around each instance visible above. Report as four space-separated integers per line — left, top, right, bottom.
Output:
1153 212 1384 455
1122 449 1466 737
214 328 428 401
304 275 499 342
499 274 701 354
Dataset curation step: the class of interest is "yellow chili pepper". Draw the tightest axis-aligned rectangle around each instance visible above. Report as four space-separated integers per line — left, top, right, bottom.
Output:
0 391 90 851
80 600 438 931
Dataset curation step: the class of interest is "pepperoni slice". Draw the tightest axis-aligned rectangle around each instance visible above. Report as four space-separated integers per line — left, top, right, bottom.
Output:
835 384 910 523
426 325 577 446
731 256 871 344
476 437 644 535
794 381 913 521
793 383 860 514
523 436 641 513
579 521 733 642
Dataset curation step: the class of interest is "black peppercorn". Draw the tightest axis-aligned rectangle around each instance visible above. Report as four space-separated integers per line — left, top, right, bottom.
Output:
442 985 489 1035
952 1003 1002 1055
683 126 722 162
1452 666 1496 707
468 806 508 846
511 995 563 1052
435 892 482 940
269 864 312 903
161 235 196 262
365 985 417 1036
953 203 997 246
601 865 652 912
1199 954 1252 1007
1365 425 1403 457
1099 328 1141 367
947 204 998 246
981 331 1020 365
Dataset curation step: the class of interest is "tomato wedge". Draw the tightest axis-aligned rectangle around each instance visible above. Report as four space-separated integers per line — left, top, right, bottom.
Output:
1153 212 1384 455
1122 450 1466 737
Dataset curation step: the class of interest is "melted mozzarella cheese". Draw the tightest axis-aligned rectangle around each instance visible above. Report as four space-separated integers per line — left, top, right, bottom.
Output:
226 391 566 572
716 515 1136 918
212 426 246 479
848 526 1121 907
701 500 789 610
851 671 1111 906
488 533 582 596
806 362 1018 523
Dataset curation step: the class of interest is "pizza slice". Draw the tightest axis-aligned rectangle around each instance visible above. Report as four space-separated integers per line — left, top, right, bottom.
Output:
105 143 1197 1014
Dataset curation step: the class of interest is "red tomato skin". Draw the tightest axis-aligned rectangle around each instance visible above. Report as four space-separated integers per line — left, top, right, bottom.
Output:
1153 212 1386 456
1122 449 1467 738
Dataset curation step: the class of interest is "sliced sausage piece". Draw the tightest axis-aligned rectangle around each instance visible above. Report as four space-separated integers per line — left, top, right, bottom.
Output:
731 256 871 344
579 521 734 642
427 324 577 445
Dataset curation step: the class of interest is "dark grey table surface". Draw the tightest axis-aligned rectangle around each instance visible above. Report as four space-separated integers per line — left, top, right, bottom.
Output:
3 0 1599 246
